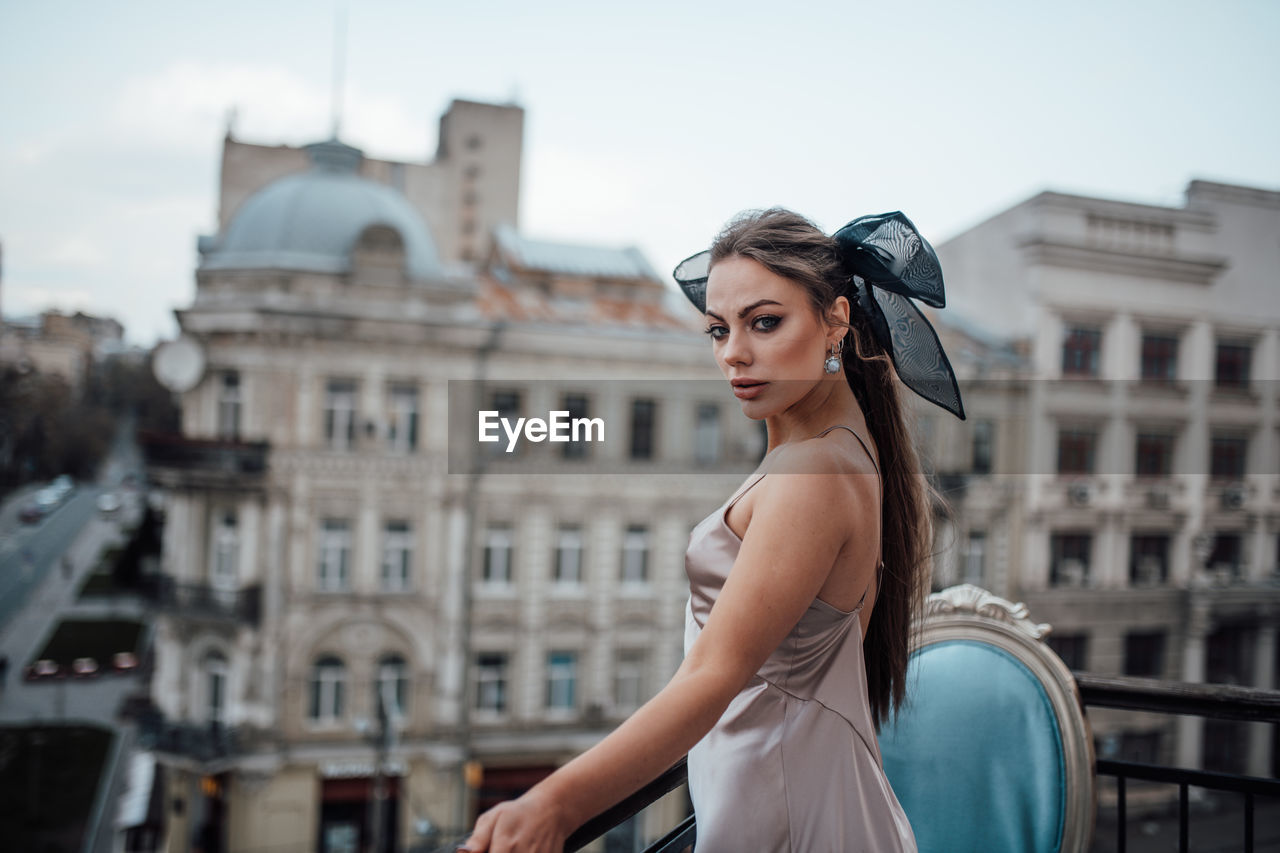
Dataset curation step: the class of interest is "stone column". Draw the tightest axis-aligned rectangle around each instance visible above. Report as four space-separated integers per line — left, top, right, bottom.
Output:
1248 618 1277 777
1176 595 1212 770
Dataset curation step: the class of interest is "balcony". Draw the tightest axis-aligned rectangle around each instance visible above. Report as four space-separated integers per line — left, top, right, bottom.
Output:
139 429 269 489
565 675 1280 853
144 575 262 626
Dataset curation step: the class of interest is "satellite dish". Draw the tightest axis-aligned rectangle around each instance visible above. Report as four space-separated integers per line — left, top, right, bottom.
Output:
152 335 207 393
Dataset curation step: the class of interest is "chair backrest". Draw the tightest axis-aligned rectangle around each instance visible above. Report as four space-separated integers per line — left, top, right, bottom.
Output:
877 584 1095 853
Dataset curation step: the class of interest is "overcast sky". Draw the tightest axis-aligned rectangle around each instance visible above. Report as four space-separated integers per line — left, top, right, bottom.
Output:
2 0 1277 346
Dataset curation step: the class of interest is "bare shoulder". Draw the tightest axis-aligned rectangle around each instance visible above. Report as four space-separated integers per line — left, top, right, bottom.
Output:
754 434 878 519
769 430 879 484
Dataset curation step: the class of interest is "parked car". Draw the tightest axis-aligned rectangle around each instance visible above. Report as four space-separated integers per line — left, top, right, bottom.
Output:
18 502 44 524
97 492 121 515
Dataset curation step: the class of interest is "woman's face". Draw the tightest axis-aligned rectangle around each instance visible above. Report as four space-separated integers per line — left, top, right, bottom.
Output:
704 254 840 418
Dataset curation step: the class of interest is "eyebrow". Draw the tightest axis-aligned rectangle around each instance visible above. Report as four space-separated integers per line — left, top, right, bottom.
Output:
705 299 784 322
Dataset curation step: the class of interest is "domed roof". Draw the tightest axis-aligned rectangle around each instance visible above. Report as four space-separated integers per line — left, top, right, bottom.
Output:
199 139 442 280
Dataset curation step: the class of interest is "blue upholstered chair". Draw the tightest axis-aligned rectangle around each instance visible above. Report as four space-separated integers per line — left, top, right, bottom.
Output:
877 584 1095 853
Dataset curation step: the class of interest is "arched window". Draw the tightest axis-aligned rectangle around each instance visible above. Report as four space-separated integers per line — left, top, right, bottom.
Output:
375 654 408 722
309 656 346 722
203 650 228 724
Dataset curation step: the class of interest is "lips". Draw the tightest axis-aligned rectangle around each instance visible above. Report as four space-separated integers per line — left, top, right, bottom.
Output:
731 378 767 400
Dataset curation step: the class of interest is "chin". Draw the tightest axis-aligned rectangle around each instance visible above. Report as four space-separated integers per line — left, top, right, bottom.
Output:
736 398 781 421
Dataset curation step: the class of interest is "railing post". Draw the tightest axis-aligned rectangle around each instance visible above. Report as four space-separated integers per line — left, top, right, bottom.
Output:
1245 791 1254 853
1179 783 1188 853
1116 774 1125 853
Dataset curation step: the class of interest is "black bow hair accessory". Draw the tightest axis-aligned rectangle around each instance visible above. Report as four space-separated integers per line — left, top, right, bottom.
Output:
672 211 966 420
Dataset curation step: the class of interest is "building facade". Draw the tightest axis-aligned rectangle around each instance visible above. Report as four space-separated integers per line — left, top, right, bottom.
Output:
143 112 756 851
921 180 1280 779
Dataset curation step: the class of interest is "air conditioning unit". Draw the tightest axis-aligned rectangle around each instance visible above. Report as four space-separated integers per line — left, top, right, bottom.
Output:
1220 483 1246 511
1067 482 1093 507
1059 559 1087 587
1146 484 1171 510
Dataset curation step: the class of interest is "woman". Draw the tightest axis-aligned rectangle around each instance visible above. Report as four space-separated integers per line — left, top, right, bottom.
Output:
459 209 965 853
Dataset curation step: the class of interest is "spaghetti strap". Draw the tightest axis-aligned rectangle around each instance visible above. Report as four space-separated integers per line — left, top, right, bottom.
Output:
812 424 881 488
725 470 767 512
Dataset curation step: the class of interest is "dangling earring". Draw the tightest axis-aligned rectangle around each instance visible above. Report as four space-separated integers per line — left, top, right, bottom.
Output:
824 341 842 374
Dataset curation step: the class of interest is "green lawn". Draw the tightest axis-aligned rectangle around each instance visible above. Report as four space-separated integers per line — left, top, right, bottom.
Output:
0 724 115 849
33 619 144 666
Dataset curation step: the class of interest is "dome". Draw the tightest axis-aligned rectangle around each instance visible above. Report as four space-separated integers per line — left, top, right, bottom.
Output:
199 139 443 280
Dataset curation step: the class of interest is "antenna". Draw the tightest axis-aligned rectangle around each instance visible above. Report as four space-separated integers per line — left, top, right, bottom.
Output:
330 1 347 139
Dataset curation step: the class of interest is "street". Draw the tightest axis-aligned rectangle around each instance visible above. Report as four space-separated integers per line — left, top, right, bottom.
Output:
0 423 151 853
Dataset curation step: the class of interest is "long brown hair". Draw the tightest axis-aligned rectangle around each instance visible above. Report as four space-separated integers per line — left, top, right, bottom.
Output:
710 208 934 730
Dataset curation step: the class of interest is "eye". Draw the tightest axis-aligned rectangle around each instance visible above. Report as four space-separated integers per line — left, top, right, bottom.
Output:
753 315 781 332
703 324 728 340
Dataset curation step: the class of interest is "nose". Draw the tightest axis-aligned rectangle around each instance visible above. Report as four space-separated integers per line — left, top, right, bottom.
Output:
720 328 751 369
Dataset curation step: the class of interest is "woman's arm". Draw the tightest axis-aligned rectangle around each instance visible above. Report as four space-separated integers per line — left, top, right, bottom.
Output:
460 449 866 852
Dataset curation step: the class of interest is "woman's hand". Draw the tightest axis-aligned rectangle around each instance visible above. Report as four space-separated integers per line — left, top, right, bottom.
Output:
458 787 572 853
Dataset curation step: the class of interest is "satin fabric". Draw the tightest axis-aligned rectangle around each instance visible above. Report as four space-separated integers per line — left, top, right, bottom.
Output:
683 436 918 852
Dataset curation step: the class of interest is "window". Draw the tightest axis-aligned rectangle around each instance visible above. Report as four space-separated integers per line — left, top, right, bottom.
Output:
203 651 227 724
381 520 412 592
489 390 522 456
217 371 241 440
1210 435 1247 480
1140 334 1178 383
1214 341 1251 389
375 654 408 721
211 510 238 588
475 653 508 713
971 419 994 475
1057 428 1097 475
1129 534 1170 585
309 656 346 721
621 525 649 584
615 649 647 709
482 523 513 585
1062 326 1101 377
963 531 986 586
1124 631 1166 678
1048 633 1088 671
1135 433 1174 478
561 394 592 460
324 380 358 450
1208 533 1243 578
546 651 577 711
694 403 722 466
387 383 419 453
630 399 657 461
1049 533 1091 587
317 519 351 592
553 525 583 586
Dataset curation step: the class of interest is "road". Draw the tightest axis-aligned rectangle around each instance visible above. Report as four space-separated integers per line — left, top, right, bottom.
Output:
0 421 150 853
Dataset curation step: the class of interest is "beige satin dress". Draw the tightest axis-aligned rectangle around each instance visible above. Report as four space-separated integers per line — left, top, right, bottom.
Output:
683 425 917 852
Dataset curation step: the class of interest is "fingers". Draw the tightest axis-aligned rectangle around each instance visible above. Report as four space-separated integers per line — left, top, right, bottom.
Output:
459 809 495 852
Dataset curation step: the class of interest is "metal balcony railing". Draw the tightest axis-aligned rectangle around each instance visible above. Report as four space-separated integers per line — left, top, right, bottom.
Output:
1076 673 1280 853
139 430 269 485
143 575 262 626
564 675 1280 853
